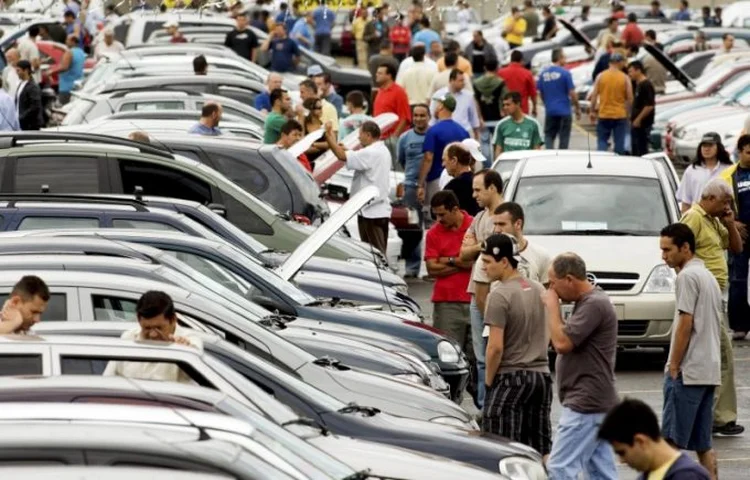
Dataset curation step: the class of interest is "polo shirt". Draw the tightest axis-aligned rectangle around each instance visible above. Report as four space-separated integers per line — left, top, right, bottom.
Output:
320 98 339 132
424 211 473 303
620 23 643 47
681 205 730 290
423 120 470 182
263 111 287 144
398 61 438 105
498 62 537 114
373 82 412 137
429 87 480 133
269 38 300 73
313 6 334 35
676 163 730 207
346 141 392 219
503 17 526 45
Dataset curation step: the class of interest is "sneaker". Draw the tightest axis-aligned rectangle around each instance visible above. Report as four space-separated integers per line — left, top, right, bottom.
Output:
713 422 745 437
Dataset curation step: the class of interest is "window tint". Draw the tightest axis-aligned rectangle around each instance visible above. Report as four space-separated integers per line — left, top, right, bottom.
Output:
162 250 258 297
119 101 185 112
15 157 100 193
221 195 273 235
92 295 137 321
111 219 180 231
0 293 67 320
172 148 203 162
0 355 43 375
18 217 100 230
217 86 256 105
118 160 212 204
213 152 293 214
223 105 257 123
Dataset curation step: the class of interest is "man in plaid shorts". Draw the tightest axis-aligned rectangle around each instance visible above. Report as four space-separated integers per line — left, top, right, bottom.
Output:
480 233 552 456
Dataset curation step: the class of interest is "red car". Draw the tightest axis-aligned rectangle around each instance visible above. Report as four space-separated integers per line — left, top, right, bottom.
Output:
37 40 96 90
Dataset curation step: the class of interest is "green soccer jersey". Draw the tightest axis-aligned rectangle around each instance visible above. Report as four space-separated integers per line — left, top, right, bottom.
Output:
263 111 288 144
492 115 543 152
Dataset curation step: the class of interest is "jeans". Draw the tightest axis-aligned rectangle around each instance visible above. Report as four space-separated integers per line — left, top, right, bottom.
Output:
314 33 332 56
470 296 486 409
400 185 423 276
481 122 498 166
544 115 572 149
631 126 651 156
596 118 628 154
547 407 618 480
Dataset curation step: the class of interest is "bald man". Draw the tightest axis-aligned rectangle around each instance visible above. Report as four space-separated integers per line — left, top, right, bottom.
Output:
2 48 19 95
255 72 284 114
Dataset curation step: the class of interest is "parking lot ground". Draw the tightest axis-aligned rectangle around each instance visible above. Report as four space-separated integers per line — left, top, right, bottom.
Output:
400 120 750 479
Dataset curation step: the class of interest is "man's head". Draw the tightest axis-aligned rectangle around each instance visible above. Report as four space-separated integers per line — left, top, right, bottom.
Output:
430 190 462 228
547 253 590 302
695 30 706 42
481 233 522 281
511 6 521 19
650 0 660 13
698 131 720 160
128 131 150 143
492 201 524 239
65 33 77 48
359 120 381 147
659 223 695 270
63 9 76 23
313 72 333 96
379 39 393 54
502 91 522 117
627 60 646 81
448 68 465 93
419 16 431 29
273 21 287 38
103 28 115 45
551 47 565 65
430 40 443 59
444 51 458 69
270 88 291 113
434 93 456 119
299 78 318 101
609 52 625 68
305 10 315 23
412 103 430 131
582 5 590 16
542 6 552 18
472 30 484 46
510 49 523 64
607 16 618 32
164 19 180 36
5 48 19 66
723 33 734 50
278 119 303 148
266 72 283 93
598 399 666 472
441 142 471 177
235 10 249 29
7 275 49 331
472 169 503 208
737 134 750 168
411 43 426 62
699 178 733 217
136 290 178 341
375 62 396 87
523 0 533 8
702 5 711 16
193 54 208 75
679 0 688 10
485 58 499 74
345 90 366 112
201 102 222 127
15 59 32 81
627 12 637 23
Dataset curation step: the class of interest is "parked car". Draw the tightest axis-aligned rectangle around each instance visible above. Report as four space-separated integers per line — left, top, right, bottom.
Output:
668 106 748 163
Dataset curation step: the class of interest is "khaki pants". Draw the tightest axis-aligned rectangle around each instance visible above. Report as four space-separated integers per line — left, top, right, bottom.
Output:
433 302 473 361
714 321 737 426
356 40 368 71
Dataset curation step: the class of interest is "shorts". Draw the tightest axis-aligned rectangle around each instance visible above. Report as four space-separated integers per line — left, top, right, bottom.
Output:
662 373 715 452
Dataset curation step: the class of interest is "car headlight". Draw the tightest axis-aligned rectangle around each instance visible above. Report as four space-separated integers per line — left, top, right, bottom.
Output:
395 373 426 385
394 283 409 295
430 415 475 430
437 340 460 363
499 456 547 480
642 264 676 293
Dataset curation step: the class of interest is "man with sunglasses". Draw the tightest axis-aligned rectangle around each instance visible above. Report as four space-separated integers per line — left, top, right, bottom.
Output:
104 291 202 384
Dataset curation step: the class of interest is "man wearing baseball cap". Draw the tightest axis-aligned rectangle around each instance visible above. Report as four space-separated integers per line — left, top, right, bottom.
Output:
589 51 632 154
163 20 187 43
481 233 552 456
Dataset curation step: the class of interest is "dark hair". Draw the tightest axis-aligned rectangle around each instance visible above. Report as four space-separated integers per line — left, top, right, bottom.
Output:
449 68 462 82
645 29 657 40
661 223 696 253
444 39 460 54
692 137 731 168
494 201 524 227
431 190 460 210
680 0 688 7
412 44 426 62
723 33 732 41
551 48 563 63
280 119 303 135
542 6 551 14
503 91 522 105
702 5 710 14
303 97 321 111
11 275 50 302
510 50 523 63
476 169 503 193
28 25 40 37
136 290 176 320
419 16 430 28
412 103 430 116
627 12 637 22
598 398 662 445
64 9 75 17
485 58 498 71
193 54 207 73
737 134 750 152
607 16 618 26
299 78 317 93
444 51 458 67
445 143 471 166
317 72 333 84
378 62 397 80
628 60 645 72
270 87 287 107
582 5 590 13
201 103 220 117
628 44 639 55
651 0 660 6
360 120 381 139
345 90 365 109
380 39 392 50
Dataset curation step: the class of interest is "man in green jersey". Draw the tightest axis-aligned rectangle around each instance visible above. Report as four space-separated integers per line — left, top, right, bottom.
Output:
493 91 543 157
263 88 291 144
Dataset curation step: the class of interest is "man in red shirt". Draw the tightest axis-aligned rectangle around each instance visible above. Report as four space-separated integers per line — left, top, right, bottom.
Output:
498 50 537 116
373 61 412 140
621 13 644 48
425 190 474 357
389 13 412 62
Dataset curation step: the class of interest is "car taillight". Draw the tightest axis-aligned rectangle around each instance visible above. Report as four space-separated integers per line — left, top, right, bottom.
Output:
293 214 311 225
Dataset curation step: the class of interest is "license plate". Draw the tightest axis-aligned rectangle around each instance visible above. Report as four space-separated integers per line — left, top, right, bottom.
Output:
561 304 575 321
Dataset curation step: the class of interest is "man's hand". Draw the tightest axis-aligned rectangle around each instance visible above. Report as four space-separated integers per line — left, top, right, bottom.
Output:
575 110 581 121
721 207 736 226
170 335 192 346
541 287 560 311
632 118 641 128
669 363 679 380
417 186 426 203
531 108 537 117
1 301 23 332
589 111 597 123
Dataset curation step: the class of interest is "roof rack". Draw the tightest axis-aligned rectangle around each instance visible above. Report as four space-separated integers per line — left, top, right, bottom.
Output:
0 132 174 159
0 194 150 211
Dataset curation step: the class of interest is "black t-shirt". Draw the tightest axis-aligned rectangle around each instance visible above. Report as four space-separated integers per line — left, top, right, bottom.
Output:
224 28 259 60
541 16 556 39
632 79 656 127
444 171 480 216
470 42 486 74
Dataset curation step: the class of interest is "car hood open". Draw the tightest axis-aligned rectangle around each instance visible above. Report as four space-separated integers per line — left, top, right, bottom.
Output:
558 18 595 51
643 43 695 91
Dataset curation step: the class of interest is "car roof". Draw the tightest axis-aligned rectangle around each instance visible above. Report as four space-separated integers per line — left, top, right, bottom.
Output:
0 466 232 480
518 156 660 179
100 74 264 92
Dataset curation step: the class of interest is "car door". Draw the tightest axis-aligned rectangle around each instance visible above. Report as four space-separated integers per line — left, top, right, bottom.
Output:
0 286 79 321
5 155 109 194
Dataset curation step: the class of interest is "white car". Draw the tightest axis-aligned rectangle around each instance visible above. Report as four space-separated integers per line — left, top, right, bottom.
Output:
503 152 681 347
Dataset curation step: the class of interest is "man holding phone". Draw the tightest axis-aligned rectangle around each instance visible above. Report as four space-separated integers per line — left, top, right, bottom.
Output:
260 22 300 73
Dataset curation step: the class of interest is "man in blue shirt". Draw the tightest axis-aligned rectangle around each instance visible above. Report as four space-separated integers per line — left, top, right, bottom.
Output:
313 0 334 55
537 48 580 149
254 72 283 114
0 79 19 131
418 94 470 224
290 11 314 49
674 0 691 21
412 17 441 51
398 103 430 277
260 22 300 73
188 103 223 136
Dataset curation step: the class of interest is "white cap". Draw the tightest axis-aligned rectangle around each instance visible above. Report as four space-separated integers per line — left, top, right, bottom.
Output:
461 138 487 169
163 20 179 28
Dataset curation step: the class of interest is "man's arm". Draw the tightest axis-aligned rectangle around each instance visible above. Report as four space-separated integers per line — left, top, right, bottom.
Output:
425 257 472 276
542 288 575 354
485 325 504 386
260 35 272 52
323 122 347 161
625 76 634 109
460 230 481 261
669 312 693 378
417 151 433 202
475 282 490 319
588 75 600 122
721 209 743 254
51 50 72 75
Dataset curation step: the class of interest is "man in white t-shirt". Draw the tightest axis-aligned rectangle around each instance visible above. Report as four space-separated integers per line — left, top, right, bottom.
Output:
17 26 41 84
94 28 126 61
103 291 203 384
324 120 392 255
491 201 551 284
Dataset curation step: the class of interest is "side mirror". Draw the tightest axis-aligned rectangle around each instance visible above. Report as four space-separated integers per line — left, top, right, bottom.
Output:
207 203 227 218
252 295 293 315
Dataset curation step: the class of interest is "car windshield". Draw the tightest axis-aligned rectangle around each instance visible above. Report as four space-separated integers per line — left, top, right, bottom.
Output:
695 63 735 94
514 176 670 235
60 98 96 126
717 72 750 97
736 89 750 107
82 62 117 92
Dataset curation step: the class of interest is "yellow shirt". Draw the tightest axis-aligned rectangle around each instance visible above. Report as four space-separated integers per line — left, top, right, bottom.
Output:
647 453 681 480
162 0 192 8
597 69 629 120
321 99 339 132
503 17 526 45
352 17 366 41
681 204 729 290
436 56 473 77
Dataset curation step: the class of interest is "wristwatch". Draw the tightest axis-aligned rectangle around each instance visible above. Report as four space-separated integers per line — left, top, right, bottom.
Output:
448 257 455 267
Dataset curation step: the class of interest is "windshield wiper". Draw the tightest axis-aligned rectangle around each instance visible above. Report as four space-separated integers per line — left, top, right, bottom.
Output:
343 470 373 480
306 297 342 308
542 229 648 236
258 313 296 329
337 402 381 417
281 417 329 435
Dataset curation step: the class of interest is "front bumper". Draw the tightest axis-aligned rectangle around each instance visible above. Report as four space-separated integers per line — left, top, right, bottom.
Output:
611 293 674 347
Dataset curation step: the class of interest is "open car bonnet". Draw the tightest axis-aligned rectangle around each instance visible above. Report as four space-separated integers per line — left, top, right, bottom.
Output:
287 127 324 158
558 18 596 52
643 42 695 91
276 185 378 281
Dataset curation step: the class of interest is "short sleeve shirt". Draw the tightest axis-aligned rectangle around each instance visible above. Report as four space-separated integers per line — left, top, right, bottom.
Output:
675 163 730 207
345 141 392 219
680 205 729 290
484 276 550 374
269 38 300 73
224 28 259 60
444 172 480 215
555 287 618 413
493 115 543 152
422 120 470 182
263 111 287 144
537 65 574 117
667 258 722 386
632 79 656 126
465 209 494 293
320 99 339 132
425 212 473 303
518 240 552 284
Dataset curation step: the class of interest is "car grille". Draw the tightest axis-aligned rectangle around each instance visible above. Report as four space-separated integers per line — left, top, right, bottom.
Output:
588 271 640 292
618 320 650 337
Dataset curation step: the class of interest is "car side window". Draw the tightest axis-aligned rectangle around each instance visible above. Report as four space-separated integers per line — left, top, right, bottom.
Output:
219 195 274 235
15 157 101 193
111 219 181 231
91 295 138 321
59 355 214 388
18 217 100 230
217 86 256 105
0 355 43 376
0 293 67 320
212 152 293 214
117 160 213 204
118 101 185 112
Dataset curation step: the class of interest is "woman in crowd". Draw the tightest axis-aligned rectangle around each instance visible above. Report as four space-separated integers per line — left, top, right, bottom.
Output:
675 132 732 213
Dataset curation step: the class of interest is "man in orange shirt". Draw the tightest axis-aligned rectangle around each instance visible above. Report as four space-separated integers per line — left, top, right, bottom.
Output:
437 40 474 77
498 50 537 116
589 53 633 154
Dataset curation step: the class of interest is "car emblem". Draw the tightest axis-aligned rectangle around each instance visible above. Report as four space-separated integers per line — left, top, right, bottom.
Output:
586 272 597 286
